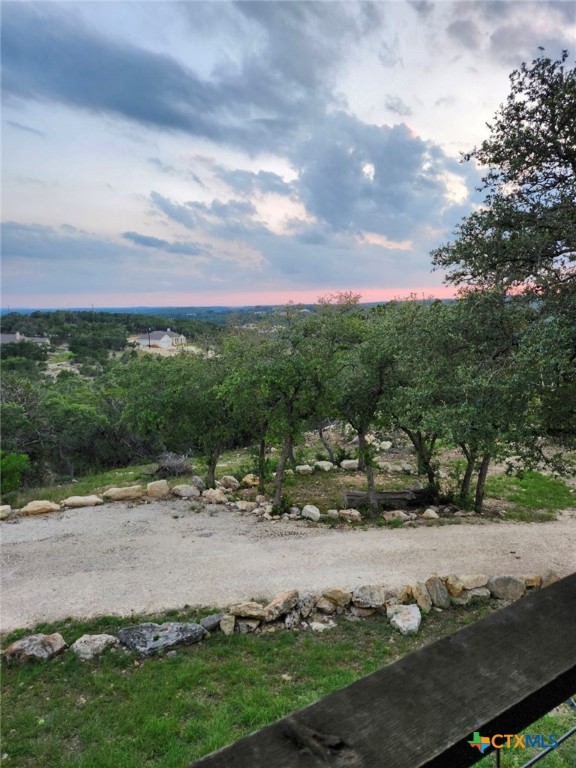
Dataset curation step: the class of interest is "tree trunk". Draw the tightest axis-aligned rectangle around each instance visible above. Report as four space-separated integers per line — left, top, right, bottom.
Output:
273 434 292 508
258 437 267 494
206 446 220 488
286 433 297 470
318 423 335 464
403 428 439 498
474 453 491 513
458 443 477 507
358 429 378 516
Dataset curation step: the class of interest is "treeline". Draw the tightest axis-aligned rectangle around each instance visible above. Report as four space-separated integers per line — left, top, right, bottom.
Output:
0 310 219 352
1 292 574 510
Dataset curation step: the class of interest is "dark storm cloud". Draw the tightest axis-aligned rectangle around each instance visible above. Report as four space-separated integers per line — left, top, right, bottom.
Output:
2 2 385 154
122 231 207 256
291 112 479 240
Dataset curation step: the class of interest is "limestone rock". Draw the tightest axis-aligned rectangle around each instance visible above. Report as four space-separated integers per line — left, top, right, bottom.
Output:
412 582 432 614
339 509 362 522
383 510 409 522
352 584 386 609
230 602 266 620
235 500 257 512
0 505 13 520
397 585 414 604
314 461 334 472
60 495 104 509
172 484 200 498
389 605 421 635
316 597 337 614
460 574 488 590
20 500 60 516
240 473 260 488
284 610 301 631
425 576 450 609
192 476 206 492
117 622 204 656
487 575 526 600
264 590 299 621
236 619 260 634
323 589 351 608
445 574 465 598
296 465 314 475
220 615 235 636
541 570 560 588
349 606 376 618
401 463 414 475
380 441 393 451
524 574 542 589
202 488 228 504
297 592 317 619
326 509 339 519
340 459 359 470
468 587 491 603
301 504 321 522
309 620 336 632
450 593 471 607
220 475 240 491
422 508 439 520
103 486 143 501
3 633 66 663
70 634 118 660
146 480 170 499
200 614 223 633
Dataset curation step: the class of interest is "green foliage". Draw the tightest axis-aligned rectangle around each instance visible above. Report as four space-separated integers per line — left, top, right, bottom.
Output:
2 604 502 768
486 471 574 512
0 450 30 496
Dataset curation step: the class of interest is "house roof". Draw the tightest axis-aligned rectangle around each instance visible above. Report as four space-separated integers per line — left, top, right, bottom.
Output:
0 334 21 344
138 330 186 341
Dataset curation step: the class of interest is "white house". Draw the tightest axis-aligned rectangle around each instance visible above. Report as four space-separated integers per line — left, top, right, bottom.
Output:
137 329 186 349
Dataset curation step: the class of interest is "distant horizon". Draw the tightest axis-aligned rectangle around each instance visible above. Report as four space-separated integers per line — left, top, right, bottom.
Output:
1 286 458 313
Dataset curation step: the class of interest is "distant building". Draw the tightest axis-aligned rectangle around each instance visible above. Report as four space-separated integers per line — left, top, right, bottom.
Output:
0 332 50 345
137 329 186 349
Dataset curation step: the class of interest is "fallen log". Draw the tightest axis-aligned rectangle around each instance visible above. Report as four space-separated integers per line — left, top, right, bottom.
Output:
343 488 433 510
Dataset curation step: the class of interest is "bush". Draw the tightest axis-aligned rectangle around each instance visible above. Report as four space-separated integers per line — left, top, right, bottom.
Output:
0 451 30 496
155 452 192 477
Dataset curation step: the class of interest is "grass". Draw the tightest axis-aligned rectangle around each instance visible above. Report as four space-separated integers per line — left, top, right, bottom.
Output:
14 465 155 507
476 704 576 767
486 471 575 517
2 604 574 767
0 603 487 767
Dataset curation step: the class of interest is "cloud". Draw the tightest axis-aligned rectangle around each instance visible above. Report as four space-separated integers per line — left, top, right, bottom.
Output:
447 19 481 50
1 2 386 155
122 231 208 256
385 95 412 117
150 193 269 238
147 158 206 188
214 167 293 197
6 120 46 137
290 112 480 240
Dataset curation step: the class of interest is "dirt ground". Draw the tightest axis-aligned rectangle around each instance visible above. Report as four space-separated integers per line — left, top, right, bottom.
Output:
2 501 575 631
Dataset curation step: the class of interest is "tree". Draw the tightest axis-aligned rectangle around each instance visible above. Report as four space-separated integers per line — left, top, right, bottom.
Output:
432 50 575 301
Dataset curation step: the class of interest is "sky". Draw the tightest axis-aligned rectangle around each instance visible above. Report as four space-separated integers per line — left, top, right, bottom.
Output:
1 0 574 308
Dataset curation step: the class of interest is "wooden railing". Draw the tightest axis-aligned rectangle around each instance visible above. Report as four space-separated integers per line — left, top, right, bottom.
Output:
190 572 576 767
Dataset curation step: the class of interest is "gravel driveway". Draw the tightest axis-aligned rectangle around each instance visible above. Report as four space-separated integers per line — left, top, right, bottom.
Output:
2 502 575 631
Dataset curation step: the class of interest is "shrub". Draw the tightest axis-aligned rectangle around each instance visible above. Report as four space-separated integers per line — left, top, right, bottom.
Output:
155 452 192 477
0 450 30 496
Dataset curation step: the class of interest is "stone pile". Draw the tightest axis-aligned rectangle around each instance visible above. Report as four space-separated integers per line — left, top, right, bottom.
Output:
2 571 560 665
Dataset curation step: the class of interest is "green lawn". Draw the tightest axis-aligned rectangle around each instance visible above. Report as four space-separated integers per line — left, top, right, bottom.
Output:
486 470 575 520
2 605 574 767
